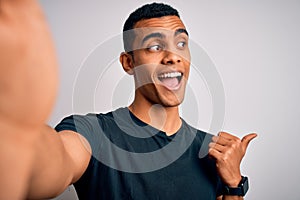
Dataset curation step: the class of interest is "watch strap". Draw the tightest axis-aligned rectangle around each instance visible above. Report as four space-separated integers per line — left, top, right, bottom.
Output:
222 176 249 196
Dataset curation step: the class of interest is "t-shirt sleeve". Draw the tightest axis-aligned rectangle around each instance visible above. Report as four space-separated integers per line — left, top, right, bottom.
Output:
196 130 225 197
55 114 92 133
55 113 104 157
216 177 224 197
55 113 105 135
55 115 78 133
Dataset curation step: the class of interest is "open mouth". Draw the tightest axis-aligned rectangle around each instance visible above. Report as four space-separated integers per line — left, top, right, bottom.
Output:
157 71 183 90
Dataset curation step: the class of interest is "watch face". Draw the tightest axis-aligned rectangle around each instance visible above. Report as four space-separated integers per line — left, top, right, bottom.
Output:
223 176 249 196
241 176 249 195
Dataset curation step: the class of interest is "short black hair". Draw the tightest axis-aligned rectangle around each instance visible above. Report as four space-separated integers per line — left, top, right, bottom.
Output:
123 2 180 53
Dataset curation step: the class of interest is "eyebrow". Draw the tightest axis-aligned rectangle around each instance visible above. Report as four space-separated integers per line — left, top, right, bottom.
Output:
141 28 189 44
142 32 165 44
175 28 189 37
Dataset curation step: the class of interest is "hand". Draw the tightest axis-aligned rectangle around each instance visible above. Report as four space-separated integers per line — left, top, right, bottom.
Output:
0 0 58 129
208 132 257 186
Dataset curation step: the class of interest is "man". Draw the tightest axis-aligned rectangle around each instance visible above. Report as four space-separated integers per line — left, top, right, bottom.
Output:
0 1 257 199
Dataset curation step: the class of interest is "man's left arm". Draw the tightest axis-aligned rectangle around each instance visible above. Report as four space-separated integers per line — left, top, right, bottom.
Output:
209 132 257 200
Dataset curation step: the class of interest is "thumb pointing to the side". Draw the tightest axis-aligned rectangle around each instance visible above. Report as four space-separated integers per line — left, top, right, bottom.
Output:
241 133 258 152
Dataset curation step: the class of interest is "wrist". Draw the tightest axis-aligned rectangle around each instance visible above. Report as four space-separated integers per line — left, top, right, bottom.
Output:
226 176 242 187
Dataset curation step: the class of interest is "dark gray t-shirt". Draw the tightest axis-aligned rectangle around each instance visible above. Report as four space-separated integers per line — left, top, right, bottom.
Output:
55 107 222 200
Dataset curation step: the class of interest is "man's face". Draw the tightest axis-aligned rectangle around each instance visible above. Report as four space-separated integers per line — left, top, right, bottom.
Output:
130 16 191 107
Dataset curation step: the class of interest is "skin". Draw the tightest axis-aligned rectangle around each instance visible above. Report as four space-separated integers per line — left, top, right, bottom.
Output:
0 1 257 199
0 0 58 128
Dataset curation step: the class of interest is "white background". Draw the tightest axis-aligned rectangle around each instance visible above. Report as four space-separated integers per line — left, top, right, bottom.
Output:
39 0 300 199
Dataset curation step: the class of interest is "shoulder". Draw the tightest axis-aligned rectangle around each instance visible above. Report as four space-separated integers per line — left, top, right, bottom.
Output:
181 119 214 141
54 110 116 133
181 119 215 157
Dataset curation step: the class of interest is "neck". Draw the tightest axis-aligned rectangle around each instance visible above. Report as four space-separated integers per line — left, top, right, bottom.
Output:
128 98 182 136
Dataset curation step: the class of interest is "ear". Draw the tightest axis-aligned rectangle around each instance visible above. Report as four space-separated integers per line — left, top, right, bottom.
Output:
119 52 134 75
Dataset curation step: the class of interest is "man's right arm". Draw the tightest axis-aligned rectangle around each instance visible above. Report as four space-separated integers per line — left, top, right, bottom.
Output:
0 120 91 199
27 126 92 199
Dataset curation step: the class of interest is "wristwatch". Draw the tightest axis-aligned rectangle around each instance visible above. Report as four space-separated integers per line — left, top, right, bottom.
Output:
222 176 249 196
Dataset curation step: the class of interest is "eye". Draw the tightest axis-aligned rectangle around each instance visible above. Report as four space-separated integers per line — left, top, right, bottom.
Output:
148 44 162 52
177 41 186 48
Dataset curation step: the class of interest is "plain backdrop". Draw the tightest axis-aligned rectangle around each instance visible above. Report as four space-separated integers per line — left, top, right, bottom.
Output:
39 0 300 199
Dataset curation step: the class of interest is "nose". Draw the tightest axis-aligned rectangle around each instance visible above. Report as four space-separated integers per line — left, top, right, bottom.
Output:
161 50 182 65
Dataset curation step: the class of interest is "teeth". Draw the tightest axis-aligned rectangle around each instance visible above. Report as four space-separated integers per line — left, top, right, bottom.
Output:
158 72 182 78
